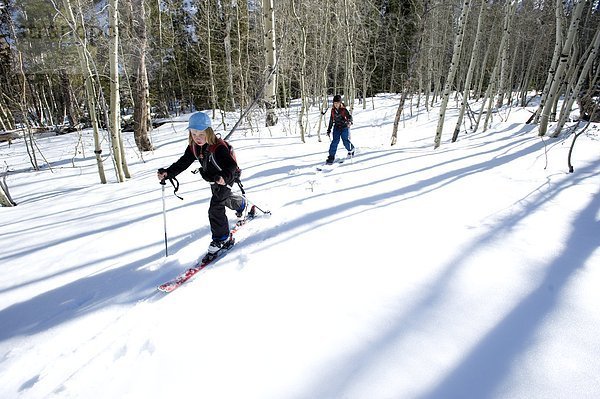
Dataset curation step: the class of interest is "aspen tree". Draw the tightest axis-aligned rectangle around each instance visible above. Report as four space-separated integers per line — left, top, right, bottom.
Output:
153 0 168 115
109 0 129 181
434 0 471 149
475 38 492 98
482 0 516 131
495 2 516 109
538 0 586 136
473 1 516 133
0 172 16 207
316 0 334 141
0 188 15 207
223 0 236 110
390 0 428 147
263 0 278 126
342 0 356 110
532 0 564 124
6 6 38 170
130 0 153 152
291 0 307 142
553 25 600 137
235 1 249 111
58 0 106 183
453 0 487 143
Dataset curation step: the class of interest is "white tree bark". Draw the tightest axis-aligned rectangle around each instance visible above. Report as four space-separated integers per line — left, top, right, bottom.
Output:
223 1 236 110
131 0 153 152
538 0 586 136
342 0 356 111
453 0 487 143
109 0 126 182
0 173 16 207
532 0 564 124
473 0 517 133
433 0 471 149
553 25 600 137
262 0 278 126
59 0 107 183
204 2 217 117
291 0 307 142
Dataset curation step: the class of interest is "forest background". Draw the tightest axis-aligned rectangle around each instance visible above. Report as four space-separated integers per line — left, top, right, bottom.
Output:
0 0 599 200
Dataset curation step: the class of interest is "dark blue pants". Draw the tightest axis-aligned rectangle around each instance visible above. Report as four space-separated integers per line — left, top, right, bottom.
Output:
329 127 354 158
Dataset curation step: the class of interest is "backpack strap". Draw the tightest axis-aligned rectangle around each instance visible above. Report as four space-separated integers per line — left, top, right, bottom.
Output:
207 139 229 172
207 139 242 189
207 139 227 154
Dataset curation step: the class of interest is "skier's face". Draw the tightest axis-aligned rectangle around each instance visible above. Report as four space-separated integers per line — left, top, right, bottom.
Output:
333 101 341 109
190 129 207 145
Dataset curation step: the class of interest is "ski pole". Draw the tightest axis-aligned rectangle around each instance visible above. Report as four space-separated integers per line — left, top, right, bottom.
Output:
244 196 271 215
160 179 169 257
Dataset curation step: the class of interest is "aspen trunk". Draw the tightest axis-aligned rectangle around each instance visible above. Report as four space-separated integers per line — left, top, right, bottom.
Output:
0 173 16 207
434 0 471 149
291 0 307 142
0 99 13 131
342 0 356 110
473 1 517 133
132 0 153 152
391 0 429 146
553 25 600 137
0 189 15 207
109 0 126 181
495 3 515 109
453 0 487 143
59 69 79 127
475 41 491 98
223 3 236 110
539 0 586 136
483 1 516 131
532 0 564 124
317 0 333 141
8 12 39 170
263 0 278 127
205 3 217 117
60 0 106 183
235 3 247 110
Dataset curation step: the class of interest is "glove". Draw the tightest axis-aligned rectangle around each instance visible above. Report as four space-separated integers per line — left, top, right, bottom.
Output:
326 130 331 137
157 168 169 183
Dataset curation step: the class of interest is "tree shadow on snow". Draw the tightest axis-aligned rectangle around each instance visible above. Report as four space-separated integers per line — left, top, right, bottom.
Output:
0 227 206 343
418 173 600 399
294 161 599 399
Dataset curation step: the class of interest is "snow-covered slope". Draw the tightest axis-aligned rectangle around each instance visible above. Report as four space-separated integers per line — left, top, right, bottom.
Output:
1 95 599 398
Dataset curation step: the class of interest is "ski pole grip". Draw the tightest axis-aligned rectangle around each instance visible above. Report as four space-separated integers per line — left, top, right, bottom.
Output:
158 168 168 185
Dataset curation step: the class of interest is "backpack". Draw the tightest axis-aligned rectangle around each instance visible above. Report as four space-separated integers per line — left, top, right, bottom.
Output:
207 139 242 183
330 106 352 128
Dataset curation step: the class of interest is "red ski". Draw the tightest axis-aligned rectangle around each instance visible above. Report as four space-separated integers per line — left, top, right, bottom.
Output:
158 206 267 293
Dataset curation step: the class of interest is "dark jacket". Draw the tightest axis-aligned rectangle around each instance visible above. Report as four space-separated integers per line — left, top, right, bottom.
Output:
327 106 352 132
165 141 239 186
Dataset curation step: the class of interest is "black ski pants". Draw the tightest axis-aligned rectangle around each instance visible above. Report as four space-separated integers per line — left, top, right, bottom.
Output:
208 184 244 241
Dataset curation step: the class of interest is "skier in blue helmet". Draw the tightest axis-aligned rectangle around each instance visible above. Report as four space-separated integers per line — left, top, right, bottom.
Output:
157 112 247 262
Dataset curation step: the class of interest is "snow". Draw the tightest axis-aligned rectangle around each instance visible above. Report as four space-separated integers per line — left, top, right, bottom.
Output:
1 94 599 399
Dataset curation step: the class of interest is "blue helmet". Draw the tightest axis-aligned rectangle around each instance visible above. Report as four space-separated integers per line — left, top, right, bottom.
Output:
188 112 211 131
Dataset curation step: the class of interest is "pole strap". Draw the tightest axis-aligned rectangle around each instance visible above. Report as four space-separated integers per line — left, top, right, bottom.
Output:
161 176 183 200
236 178 245 195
